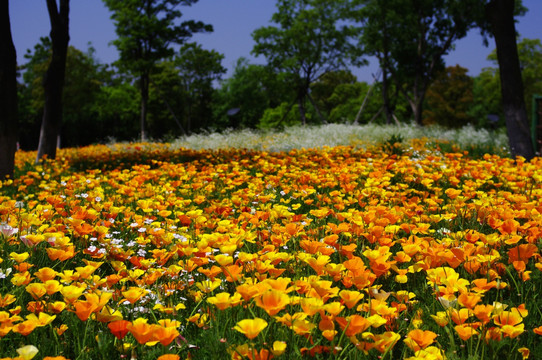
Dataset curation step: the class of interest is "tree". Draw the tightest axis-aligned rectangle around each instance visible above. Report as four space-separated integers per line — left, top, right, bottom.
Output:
252 0 362 125
0 0 18 179
93 79 140 142
469 66 502 128
424 65 475 127
36 0 70 163
350 0 479 126
469 37 542 129
173 43 226 133
103 0 212 141
213 58 293 129
485 0 534 159
310 70 358 119
486 38 542 124
146 44 226 138
20 39 108 148
348 1 395 124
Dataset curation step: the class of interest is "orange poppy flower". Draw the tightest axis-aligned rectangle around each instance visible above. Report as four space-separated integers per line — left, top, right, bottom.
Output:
339 289 364 309
494 310 525 338
457 292 481 309
156 355 180 360
60 285 85 304
365 331 401 354
455 324 478 341
0 293 16 307
152 324 179 346
404 329 438 352
108 320 130 340
254 289 289 316
336 315 371 337
73 300 98 321
25 283 47 300
121 287 147 304
223 264 243 282
233 318 268 339
209 292 243 311
127 318 154 344
44 280 63 296
291 318 315 336
12 320 37 336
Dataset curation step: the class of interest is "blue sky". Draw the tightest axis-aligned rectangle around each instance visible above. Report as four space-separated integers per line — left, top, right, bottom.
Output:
9 0 542 83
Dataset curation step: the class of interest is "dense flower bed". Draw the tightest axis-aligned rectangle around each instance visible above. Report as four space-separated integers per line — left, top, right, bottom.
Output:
0 143 541 359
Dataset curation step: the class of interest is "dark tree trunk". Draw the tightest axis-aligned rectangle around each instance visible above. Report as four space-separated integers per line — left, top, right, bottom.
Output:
379 12 393 125
486 0 534 160
411 90 425 126
36 0 70 163
298 96 306 125
0 0 18 179
307 93 327 124
140 72 149 141
381 66 393 125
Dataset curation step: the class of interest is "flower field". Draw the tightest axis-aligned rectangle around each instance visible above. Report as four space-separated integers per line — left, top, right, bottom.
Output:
0 137 541 359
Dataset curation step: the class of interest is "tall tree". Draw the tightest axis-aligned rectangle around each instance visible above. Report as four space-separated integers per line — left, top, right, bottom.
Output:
174 43 226 133
213 58 293 129
0 0 18 179
349 1 395 124
252 0 362 125
424 65 474 127
485 0 534 159
21 39 108 148
350 0 479 126
36 0 70 163
148 44 226 137
103 0 212 141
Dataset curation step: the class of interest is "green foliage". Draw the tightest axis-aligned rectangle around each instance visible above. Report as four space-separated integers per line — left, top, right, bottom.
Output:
467 37 542 129
310 70 358 119
379 133 405 155
213 58 294 129
424 65 475 127
148 43 226 137
469 66 503 129
93 80 141 142
18 38 111 148
349 0 484 125
103 0 211 77
487 37 542 122
103 0 212 139
259 102 303 129
252 0 361 123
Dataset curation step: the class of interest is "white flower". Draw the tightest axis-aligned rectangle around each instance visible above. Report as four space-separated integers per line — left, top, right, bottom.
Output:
137 249 147 257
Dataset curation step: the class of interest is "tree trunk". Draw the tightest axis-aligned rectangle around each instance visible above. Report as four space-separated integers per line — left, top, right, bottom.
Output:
412 91 425 126
486 0 534 160
36 0 70 163
307 93 327 124
0 0 18 179
298 94 307 125
381 66 393 125
139 72 149 141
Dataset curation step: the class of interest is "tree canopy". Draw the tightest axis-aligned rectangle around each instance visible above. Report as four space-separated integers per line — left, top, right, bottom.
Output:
252 0 362 125
103 0 212 141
